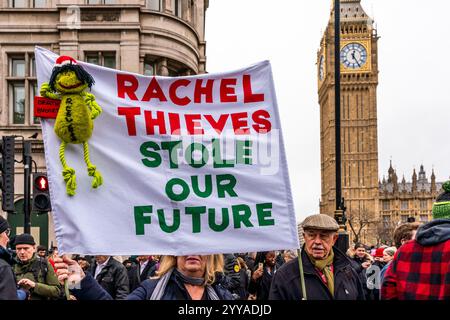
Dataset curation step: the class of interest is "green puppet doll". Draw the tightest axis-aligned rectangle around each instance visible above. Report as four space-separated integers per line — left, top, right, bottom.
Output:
40 55 103 196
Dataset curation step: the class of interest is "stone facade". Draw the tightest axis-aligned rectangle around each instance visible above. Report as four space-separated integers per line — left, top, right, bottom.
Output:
0 0 208 246
318 0 380 244
379 163 443 226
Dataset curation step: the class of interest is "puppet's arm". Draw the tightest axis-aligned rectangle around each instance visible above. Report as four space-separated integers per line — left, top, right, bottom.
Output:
40 82 60 100
84 92 102 120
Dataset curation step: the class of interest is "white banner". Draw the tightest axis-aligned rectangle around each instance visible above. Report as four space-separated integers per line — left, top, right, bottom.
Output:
35 46 299 255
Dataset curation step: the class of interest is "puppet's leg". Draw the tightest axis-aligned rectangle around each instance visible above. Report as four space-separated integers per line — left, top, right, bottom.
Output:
83 142 103 188
59 142 77 196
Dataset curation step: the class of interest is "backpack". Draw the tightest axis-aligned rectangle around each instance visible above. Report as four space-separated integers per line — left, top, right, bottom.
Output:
29 257 49 283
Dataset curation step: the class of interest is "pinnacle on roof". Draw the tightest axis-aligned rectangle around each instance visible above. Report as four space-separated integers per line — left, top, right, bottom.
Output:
331 0 373 25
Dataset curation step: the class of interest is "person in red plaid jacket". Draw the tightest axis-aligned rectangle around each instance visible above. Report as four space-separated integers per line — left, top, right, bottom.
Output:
381 181 450 300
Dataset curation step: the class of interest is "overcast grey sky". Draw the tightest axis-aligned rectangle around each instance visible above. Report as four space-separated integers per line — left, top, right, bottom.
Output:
205 0 450 223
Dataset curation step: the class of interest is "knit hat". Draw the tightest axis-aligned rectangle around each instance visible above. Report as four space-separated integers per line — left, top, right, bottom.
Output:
374 247 385 258
14 233 36 246
383 247 397 257
0 216 9 234
432 181 450 219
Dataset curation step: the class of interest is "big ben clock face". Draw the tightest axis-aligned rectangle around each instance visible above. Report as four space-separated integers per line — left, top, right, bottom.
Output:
340 43 367 69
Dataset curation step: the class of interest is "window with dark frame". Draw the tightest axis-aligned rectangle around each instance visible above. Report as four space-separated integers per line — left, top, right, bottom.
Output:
87 0 117 4
9 0 47 7
172 0 182 18
8 53 38 125
144 59 157 76
9 0 27 8
85 51 116 69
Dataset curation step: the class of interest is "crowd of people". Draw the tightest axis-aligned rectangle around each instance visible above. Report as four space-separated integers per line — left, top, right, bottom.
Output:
0 181 449 300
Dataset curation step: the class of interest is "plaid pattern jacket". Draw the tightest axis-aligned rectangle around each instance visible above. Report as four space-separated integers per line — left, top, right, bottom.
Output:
381 239 450 300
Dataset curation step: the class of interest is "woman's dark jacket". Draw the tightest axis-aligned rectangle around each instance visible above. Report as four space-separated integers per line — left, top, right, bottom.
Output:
73 270 234 300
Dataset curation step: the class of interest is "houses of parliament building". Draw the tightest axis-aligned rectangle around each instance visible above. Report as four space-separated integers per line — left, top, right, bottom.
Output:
317 0 444 245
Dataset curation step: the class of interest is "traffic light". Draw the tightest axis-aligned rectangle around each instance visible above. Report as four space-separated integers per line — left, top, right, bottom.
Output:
32 173 52 212
1 136 15 212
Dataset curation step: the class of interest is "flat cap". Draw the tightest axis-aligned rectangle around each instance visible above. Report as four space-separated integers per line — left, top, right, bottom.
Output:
301 214 339 231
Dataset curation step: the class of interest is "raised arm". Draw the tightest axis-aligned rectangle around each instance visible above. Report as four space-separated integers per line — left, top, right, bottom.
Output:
40 82 60 100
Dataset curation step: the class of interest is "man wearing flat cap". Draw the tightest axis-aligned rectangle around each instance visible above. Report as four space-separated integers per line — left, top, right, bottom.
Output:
13 234 61 300
269 214 365 300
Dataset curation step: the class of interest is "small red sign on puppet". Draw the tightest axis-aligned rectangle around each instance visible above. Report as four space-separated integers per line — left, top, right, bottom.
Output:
34 96 60 118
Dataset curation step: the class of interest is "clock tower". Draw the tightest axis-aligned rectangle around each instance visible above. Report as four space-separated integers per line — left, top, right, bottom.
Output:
318 0 379 244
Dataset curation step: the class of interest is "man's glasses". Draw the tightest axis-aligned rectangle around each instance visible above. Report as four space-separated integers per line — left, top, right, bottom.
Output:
3 228 11 237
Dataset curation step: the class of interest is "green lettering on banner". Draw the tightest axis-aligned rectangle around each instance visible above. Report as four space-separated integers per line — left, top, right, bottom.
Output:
140 141 162 168
212 138 234 168
186 206 207 233
165 178 190 201
232 204 254 229
236 140 252 165
157 209 181 233
185 142 208 168
216 174 238 198
134 206 152 235
191 175 213 198
161 141 182 169
208 208 230 232
257 203 275 226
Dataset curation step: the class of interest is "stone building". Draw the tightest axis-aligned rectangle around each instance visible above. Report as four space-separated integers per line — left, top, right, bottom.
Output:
0 0 208 246
317 0 445 245
317 0 380 244
379 163 443 231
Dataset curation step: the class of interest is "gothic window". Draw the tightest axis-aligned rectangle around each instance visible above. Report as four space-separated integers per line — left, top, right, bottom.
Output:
420 199 427 209
400 215 408 223
383 215 390 227
401 200 408 210
85 51 116 69
382 200 390 211
8 53 38 125
420 215 428 223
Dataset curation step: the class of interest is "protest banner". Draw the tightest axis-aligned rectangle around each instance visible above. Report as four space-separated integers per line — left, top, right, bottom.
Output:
35 46 299 255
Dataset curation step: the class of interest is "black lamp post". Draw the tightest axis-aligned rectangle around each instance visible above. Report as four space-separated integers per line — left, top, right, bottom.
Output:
334 0 349 252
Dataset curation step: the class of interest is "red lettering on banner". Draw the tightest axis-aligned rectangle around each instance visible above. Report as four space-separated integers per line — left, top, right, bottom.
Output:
168 113 181 135
142 78 168 102
144 110 167 135
185 114 204 134
243 74 265 103
34 96 61 118
169 79 191 106
194 79 214 103
204 114 229 134
231 112 250 135
117 107 141 136
117 74 138 100
252 109 272 133
220 78 237 103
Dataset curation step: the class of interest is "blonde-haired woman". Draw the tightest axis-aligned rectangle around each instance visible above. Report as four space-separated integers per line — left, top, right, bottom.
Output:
53 254 233 300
